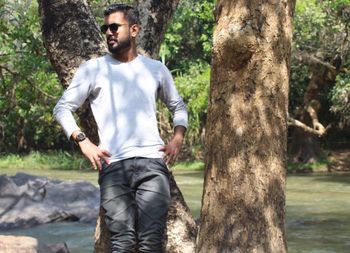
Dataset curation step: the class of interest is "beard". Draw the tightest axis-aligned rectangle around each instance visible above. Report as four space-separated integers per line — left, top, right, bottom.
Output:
107 35 132 55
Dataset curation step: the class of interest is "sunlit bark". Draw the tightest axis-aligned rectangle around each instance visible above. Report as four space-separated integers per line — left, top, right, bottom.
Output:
197 0 295 252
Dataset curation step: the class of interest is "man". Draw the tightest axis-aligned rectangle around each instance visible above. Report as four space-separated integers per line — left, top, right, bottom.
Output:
53 3 188 253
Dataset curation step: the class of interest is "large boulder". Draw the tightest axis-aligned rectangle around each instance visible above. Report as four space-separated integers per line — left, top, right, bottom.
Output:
0 235 70 253
0 173 99 229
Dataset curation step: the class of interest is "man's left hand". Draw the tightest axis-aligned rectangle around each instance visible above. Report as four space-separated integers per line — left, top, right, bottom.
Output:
159 126 186 166
159 135 183 166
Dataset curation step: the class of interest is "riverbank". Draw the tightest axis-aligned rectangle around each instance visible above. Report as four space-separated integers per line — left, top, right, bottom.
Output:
0 150 349 179
0 151 205 185
2 171 350 253
1 151 350 253
288 149 350 173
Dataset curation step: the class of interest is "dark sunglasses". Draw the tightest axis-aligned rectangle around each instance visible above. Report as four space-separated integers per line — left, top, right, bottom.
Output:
100 23 127 33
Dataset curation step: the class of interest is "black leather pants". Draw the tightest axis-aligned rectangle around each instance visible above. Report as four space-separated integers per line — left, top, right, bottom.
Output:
98 157 171 253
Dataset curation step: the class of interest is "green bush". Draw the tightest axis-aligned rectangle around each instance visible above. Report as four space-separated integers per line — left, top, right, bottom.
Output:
331 71 350 128
0 1 68 152
160 0 215 72
0 151 88 171
157 63 210 159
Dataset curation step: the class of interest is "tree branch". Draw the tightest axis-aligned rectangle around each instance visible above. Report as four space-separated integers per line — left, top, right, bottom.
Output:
0 65 57 100
306 104 326 135
0 51 27 57
287 115 329 137
293 50 337 71
0 66 18 111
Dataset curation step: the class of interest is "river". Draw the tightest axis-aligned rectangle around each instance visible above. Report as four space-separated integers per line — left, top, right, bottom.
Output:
2 171 350 252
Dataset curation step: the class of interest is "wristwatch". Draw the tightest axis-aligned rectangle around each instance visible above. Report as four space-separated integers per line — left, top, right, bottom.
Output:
74 132 86 145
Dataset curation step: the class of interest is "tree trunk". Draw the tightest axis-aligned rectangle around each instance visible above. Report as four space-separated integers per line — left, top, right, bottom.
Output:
288 69 327 163
39 0 106 144
38 1 196 252
196 1 295 252
135 0 180 59
288 53 341 163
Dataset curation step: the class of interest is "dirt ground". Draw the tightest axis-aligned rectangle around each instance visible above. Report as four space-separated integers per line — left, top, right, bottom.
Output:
328 149 350 172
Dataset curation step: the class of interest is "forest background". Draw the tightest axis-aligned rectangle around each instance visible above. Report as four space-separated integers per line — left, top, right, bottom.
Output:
0 0 349 171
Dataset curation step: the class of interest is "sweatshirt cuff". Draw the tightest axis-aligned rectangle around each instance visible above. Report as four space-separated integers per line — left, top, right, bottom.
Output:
173 113 188 129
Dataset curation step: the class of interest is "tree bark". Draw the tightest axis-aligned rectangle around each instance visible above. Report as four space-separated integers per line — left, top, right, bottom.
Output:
39 0 105 144
39 0 106 88
165 172 197 253
135 0 180 59
38 1 196 252
288 53 341 163
196 1 295 252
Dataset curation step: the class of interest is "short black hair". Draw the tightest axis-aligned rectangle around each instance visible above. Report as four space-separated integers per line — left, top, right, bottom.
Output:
104 3 140 25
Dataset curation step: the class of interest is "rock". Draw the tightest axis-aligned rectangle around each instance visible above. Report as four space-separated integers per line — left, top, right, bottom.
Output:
0 173 99 229
0 235 55 253
0 235 39 253
47 242 70 253
0 235 70 253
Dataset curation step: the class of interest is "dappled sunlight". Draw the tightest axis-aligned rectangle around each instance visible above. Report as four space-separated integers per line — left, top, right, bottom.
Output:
79 55 168 162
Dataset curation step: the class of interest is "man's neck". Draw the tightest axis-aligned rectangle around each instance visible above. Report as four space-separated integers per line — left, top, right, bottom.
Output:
111 47 138 62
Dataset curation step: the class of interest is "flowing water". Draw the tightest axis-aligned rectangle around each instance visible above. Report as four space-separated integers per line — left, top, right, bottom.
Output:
2 171 350 252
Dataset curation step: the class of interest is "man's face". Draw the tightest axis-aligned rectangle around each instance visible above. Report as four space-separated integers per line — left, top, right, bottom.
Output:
104 12 132 54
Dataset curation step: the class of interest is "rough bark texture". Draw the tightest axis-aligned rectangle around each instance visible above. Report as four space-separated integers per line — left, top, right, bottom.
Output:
166 172 197 253
38 1 196 252
288 53 341 163
94 208 111 253
39 0 106 88
135 0 180 59
196 1 295 253
38 0 106 144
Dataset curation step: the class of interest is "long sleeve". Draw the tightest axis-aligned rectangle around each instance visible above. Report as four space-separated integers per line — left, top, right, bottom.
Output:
158 64 188 129
53 62 93 139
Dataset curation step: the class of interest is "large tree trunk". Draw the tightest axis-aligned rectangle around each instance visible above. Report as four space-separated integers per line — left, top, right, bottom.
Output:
196 1 295 252
38 1 196 252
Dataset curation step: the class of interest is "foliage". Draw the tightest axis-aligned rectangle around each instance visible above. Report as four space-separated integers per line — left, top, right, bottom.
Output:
0 150 203 173
156 63 210 159
172 160 204 171
293 0 350 62
290 0 350 129
289 63 309 112
287 158 330 173
175 63 210 144
0 0 68 152
175 63 210 159
0 150 88 171
0 0 214 159
331 71 350 127
1 0 349 160
157 0 214 158
160 0 215 73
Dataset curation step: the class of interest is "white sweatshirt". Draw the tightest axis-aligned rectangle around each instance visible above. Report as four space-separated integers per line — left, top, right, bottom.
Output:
53 54 188 162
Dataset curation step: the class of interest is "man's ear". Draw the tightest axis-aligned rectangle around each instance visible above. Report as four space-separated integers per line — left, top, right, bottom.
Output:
130 24 140 38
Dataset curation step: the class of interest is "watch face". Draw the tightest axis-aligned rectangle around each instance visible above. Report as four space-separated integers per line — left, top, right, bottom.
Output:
76 132 86 142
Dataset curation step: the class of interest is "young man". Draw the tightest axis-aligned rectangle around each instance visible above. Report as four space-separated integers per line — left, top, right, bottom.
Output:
53 3 188 253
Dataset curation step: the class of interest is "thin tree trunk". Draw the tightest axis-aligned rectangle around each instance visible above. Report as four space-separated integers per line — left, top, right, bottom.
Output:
288 54 341 163
196 1 295 252
135 0 180 59
38 1 196 252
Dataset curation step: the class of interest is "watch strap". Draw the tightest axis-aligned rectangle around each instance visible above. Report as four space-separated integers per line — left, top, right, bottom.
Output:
74 132 86 145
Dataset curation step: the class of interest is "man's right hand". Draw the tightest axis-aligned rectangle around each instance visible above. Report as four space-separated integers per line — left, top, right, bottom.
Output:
78 138 111 170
